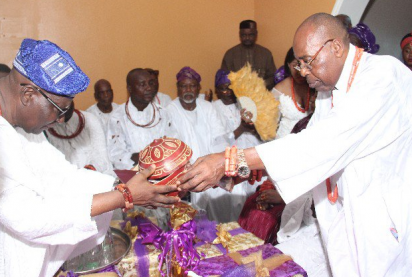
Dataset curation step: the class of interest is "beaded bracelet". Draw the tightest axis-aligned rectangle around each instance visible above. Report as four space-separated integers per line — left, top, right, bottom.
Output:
115 183 134 212
224 146 238 177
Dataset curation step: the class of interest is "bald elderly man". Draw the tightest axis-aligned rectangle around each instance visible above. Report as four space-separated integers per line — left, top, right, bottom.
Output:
87 79 119 134
180 13 412 276
0 39 179 277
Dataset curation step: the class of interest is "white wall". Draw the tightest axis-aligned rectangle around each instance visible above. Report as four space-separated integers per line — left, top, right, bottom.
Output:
362 0 412 59
333 0 412 60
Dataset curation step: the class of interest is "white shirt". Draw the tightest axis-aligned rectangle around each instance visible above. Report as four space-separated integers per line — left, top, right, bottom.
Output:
46 110 114 176
167 98 229 163
153 92 172 108
86 102 119 134
256 44 412 276
0 117 114 277
107 98 176 170
167 98 231 221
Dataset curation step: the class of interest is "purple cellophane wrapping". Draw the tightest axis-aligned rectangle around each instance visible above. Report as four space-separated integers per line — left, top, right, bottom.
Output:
192 244 307 277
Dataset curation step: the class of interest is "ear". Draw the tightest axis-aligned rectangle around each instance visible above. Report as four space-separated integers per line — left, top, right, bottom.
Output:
331 39 345 58
20 86 36 107
127 85 132 95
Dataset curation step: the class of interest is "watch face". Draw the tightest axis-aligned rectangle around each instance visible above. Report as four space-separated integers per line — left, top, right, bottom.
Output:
238 165 251 178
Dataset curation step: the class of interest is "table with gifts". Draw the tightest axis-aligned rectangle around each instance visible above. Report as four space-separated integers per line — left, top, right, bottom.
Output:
108 202 307 277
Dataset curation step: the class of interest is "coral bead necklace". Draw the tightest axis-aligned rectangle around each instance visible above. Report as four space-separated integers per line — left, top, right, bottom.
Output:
291 79 310 113
48 109 85 139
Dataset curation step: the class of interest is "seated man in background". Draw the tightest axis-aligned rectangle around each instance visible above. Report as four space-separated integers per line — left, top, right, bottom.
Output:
221 20 276 90
166 66 231 222
145 68 172 107
0 38 178 277
107 68 176 170
87 79 119 134
0 63 11 78
47 102 115 176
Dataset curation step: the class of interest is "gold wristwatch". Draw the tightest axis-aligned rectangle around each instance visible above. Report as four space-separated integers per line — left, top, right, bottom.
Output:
237 149 251 178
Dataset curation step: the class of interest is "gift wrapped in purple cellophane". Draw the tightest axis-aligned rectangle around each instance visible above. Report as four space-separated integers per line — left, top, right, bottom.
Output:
192 244 307 277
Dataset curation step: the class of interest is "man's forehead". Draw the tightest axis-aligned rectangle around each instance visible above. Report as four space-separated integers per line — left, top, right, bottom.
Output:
97 82 111 90
134 71 150 81
179 78 198 84
293 28 321 58
240 28 256 33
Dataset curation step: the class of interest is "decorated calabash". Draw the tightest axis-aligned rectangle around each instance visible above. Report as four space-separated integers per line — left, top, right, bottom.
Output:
138 137 192 196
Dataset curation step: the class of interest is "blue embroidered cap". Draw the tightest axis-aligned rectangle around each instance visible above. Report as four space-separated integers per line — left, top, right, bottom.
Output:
13 38 89 98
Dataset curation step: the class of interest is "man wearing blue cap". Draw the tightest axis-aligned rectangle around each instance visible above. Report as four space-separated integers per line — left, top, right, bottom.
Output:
0 39 179 277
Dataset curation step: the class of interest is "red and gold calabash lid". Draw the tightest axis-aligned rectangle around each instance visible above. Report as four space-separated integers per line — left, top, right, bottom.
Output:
138 137 192 180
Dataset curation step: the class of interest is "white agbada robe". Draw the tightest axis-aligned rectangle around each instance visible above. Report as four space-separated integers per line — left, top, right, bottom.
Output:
267 88 330 276
107 98 176 170
212 99 264 221
167 98 231 221
0 117 114 277
86 102 119 134
47 110 114 176
256 44 412 276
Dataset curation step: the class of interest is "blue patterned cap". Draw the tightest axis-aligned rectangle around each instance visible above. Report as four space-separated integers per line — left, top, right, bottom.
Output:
13 38 90 98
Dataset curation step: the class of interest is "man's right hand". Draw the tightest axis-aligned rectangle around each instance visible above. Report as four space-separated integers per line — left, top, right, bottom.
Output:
178 153 225 192
126 165 180 208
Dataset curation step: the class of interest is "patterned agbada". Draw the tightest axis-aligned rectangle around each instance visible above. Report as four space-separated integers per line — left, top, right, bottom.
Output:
221 44 276 90
256 44 412 276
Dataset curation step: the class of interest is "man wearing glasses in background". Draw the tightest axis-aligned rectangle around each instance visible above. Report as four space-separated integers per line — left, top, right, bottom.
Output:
0 39 179 277
180 13 412 276
221 19 277 91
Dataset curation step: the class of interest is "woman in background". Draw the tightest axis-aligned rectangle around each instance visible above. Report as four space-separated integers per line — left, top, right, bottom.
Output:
348 23 380 54
400 32 412 71
272 47 314 139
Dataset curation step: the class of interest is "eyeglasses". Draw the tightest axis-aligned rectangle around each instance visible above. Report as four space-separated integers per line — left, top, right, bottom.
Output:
20 83 70 118
294 39 334 72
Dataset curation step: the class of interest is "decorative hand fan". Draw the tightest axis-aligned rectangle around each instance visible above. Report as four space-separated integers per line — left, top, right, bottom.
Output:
228 63 280 141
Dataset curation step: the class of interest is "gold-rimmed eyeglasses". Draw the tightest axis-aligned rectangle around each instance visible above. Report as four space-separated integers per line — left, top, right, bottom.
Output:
294 39 334 72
